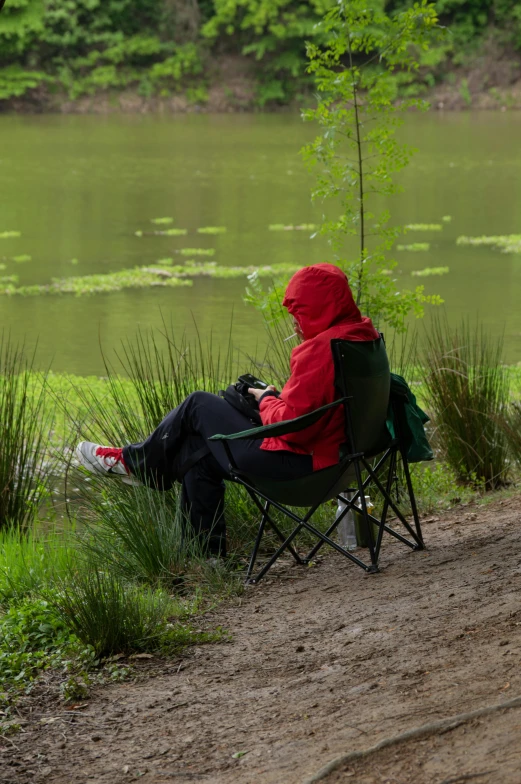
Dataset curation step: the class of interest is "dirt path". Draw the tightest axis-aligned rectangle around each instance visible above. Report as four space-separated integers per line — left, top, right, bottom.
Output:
3 495 521 784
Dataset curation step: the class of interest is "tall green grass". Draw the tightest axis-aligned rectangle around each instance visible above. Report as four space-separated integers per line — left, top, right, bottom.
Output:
49 564 185 659
498 401 521 468
0 521 219 683
63 320 245 447
73 477 201 586
0 335 56 531
420 317 510 489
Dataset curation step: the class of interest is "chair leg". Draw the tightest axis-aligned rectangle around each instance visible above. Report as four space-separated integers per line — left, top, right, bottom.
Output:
245 489 303 566
362 457 423 548
303 449 395 563
399 450 425 549
246 501 270 582
353 459 378 568
374 450 396 560
249 522 305 584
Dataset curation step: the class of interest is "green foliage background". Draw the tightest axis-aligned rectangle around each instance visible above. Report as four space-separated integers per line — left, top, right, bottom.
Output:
0 0 520 104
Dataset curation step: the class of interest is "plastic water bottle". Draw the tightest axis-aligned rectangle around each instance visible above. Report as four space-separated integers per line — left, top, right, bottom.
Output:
336 493 357 551
354 495 376 547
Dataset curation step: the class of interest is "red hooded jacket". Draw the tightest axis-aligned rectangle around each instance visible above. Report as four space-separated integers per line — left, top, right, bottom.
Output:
259 264 379 471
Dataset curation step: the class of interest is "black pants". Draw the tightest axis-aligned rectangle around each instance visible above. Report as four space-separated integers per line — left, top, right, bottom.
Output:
122 392 313 557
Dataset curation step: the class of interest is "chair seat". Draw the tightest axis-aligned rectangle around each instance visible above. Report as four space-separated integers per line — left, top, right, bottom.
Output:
231 460 355 507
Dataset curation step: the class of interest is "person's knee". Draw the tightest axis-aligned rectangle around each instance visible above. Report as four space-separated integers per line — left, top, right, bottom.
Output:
186 391 213 406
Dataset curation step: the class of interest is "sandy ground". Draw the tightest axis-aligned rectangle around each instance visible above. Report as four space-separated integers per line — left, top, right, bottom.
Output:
2 494 521 784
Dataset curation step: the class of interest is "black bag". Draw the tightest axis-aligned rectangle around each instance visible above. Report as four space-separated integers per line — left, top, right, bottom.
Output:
179 380 263 479
219 381 262 425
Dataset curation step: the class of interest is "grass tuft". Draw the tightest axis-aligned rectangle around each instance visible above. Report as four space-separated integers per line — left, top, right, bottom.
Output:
420 316 510 489
0 335 56 532
73 477 199 587
48 563 188 658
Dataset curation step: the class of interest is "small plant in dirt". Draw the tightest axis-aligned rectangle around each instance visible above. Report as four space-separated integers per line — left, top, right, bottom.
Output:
420 315 511 489
0 597 89 690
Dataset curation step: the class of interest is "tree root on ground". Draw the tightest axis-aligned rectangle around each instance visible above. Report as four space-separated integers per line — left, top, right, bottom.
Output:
302 694 521 783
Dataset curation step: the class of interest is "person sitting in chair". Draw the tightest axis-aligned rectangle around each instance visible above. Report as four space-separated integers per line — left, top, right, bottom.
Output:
76 263 379 558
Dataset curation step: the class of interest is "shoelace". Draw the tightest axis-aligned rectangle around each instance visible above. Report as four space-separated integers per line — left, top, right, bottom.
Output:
95 446 124 467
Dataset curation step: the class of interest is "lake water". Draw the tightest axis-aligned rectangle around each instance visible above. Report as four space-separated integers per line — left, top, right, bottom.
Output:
1 111 521 374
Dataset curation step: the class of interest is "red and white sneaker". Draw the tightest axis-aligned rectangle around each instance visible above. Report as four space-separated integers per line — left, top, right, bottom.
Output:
76 442 141 485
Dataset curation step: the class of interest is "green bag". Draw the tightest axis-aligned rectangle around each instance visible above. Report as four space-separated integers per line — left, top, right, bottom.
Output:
386 373 433 463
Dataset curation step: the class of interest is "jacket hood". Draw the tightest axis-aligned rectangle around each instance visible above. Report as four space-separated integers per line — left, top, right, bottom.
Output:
283 264 366 340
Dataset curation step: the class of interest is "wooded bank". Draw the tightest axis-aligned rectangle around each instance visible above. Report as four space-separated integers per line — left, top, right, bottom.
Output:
1 0 521 111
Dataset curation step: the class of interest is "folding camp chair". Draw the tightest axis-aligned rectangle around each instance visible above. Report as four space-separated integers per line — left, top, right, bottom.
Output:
209 337 425 583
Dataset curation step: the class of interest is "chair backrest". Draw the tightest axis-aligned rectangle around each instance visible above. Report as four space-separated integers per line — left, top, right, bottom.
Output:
332 338 391 457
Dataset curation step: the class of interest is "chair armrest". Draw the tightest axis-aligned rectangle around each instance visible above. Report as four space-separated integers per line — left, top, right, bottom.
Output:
209 397 348 442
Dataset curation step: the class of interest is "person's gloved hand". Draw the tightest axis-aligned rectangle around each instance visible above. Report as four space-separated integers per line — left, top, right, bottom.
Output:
248 385 276 402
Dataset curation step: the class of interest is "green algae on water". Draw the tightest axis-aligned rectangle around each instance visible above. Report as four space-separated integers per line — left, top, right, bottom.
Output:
268 223 317 231
135 228 188 237
144 261 301 280
396 243 430 252
0 267 192 297
150 217 174 225
411 267 449 277
405 224 443 232
0 262 301 298
196 227 227 234
456 234 521 254
177 248 216 256
0 231 21 239
13 255 32 263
